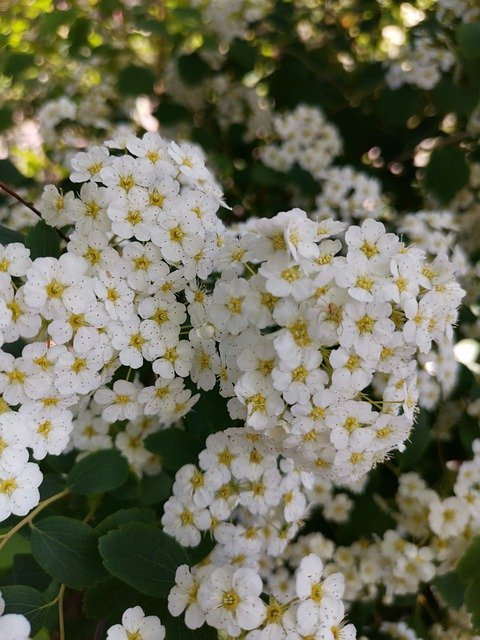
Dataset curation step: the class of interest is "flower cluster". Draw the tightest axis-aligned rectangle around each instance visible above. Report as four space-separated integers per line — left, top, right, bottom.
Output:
261 104 343 178
168 552 355 639
205 212 463 481
385 34 455 91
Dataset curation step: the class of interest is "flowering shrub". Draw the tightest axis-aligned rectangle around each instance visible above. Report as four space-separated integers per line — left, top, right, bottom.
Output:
0 1 480 640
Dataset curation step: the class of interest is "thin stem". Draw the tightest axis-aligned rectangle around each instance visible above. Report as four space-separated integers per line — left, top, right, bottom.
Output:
0 180 69 243
0 489 69 552
58 584 66 640
0 180 44 220
242 262 257 277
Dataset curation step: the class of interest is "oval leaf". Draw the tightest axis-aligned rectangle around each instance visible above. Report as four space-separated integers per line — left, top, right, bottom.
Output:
67 449 129 495
31 516 107 589
99 522 189 597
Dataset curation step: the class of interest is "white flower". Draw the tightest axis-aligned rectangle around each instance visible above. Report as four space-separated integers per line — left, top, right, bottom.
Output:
161 496 211 546
197 566 266 636
428 496 469 538
0 243 31 278
23 254 94 319
70 145 111 183
0 460 43 522
100 155 154 194
295 554 345 634
94 380 142 422
168 564 208 629
339 302 395 360
0 412 30 472
152 208 204 264
106 606 165 640
107 188 156 241
0 613 32 640
22 406 73 460
40 185 79 227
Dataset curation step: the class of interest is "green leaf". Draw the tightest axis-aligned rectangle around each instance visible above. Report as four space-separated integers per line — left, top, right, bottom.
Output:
96 508 156 534
432 572 465 609
457 536 480 630
25 220 61 260
433 80 479 117
375 86 422 126
177 53 211 86
457 536 480 583
424 147 470 204
0 532 30 570
464 579 480 630
155 99 191 125
0 585 49 635
31 516 107 589
184 384 235 440
99 522 189 597
138 471 173 506
0 106 13 132
144 428 204 474
456 23 480 60
186 534 216 566
83 576 138 620
399 409 431 470
68 17 91 55
250 164 286 188
0 224 24 246
13 554 51 592
3 52 35 76
117 66 156 96
67 449 129 495
0 159 30 187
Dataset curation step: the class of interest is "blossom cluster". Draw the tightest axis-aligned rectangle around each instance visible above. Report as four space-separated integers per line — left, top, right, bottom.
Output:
0 129 466 639
260 104 343 178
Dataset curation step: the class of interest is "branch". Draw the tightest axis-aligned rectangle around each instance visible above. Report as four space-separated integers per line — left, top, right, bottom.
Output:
0 181 69 243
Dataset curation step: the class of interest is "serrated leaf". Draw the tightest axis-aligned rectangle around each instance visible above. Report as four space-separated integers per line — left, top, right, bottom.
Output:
424 147 469 204
67 449 129 495
0 585 49 635
99 522 189 597
25 220 61 259
144 428 204 474
31 516 107 589
95 508 156 535
456 22 480 60
83 576 138 620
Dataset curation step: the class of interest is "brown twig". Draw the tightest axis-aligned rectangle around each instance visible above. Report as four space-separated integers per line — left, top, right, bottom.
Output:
0 180 69 243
